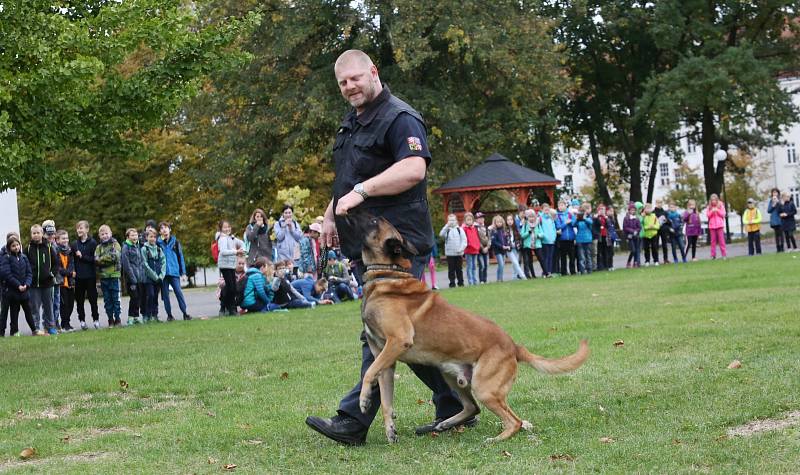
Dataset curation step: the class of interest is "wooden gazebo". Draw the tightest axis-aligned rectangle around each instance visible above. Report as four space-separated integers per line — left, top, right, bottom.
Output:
433 153 560 215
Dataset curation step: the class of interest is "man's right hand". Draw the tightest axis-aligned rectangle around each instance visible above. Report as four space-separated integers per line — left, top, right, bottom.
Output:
322 216 338 247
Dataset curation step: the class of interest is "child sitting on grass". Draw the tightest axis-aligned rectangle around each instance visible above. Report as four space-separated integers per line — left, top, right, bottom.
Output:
95 224 122 327
241 258 281 313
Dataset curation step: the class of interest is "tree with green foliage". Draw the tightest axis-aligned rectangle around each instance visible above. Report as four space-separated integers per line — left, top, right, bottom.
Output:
0 0 258 195
643 1 800 199
186 0 571 220
666 163 706 206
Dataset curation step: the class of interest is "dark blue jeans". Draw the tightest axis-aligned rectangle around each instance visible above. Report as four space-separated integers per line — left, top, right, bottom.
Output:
337 253 463 428
100 278 121 321
161 275 187 317
477 252 488 283
577 242 592 274
144 282 160 318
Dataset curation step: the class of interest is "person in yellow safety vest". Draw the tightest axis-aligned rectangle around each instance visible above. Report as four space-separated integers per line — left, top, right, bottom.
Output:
742 198 763 256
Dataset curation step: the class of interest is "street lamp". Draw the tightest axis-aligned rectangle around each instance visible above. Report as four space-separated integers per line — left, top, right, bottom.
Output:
714 148 731 243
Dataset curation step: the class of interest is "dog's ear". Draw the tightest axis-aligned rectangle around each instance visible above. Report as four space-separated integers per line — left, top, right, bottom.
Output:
384 237 418 259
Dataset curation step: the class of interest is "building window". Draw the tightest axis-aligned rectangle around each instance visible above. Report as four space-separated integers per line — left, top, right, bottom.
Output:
791 187 800 207
686 138 696 154
674 168 683 190
788 143 797 164
563 174 573 194
659 163 669 176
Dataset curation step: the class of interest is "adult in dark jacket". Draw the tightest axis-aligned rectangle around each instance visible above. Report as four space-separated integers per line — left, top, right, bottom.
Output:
245 208 274 266
0 236 36 336
767 188 785 252
71 220 99 328
778 191 797 250
653 200 671 263
25 226 58 334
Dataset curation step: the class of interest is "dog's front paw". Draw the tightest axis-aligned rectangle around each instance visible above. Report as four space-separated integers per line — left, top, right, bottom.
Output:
385 425 398 443
359 396 372 414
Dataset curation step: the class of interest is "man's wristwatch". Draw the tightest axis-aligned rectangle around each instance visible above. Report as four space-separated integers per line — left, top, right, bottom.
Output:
353 183 369 200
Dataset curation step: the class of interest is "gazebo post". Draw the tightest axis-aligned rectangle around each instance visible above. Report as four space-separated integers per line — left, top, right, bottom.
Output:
545 187 555 206
511 188 531 208
460 191 480 212
442 192 450 215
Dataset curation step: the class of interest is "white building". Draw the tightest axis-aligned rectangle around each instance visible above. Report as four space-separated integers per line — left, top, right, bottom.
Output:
0 189 20 239
552 76 800 213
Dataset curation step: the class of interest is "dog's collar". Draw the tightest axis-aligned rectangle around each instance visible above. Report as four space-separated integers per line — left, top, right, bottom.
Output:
365 264 411 274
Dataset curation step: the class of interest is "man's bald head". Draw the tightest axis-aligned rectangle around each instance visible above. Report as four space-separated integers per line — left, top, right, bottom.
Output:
334 50 374 73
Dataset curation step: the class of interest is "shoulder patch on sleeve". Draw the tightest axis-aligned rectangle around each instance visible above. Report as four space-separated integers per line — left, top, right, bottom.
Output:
407 137 422 152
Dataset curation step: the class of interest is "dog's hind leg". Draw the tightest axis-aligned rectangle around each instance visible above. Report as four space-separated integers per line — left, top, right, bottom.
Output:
433 373 481 432
471 352 523 442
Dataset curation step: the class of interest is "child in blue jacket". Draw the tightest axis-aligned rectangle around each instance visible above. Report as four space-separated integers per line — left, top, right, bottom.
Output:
574 203 594 274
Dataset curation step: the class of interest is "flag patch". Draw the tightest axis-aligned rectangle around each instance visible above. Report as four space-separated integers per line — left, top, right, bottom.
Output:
407 136 423 152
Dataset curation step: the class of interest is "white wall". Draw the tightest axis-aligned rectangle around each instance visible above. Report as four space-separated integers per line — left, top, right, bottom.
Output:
0 189 20 240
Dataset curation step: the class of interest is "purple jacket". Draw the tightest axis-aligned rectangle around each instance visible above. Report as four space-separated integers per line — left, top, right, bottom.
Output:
683 210 702 236
622 215 641 237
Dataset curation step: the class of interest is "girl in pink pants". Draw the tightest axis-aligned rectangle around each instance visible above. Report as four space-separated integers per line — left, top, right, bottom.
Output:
705 194 727 258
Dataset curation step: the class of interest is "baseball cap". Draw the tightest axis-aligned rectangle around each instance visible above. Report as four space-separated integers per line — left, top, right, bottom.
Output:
42 219 56 235
475 212 485 218
746 198 755 204
327 250 337 260
309 222 322 233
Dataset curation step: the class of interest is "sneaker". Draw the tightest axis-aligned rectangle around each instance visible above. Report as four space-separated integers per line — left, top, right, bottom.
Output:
35 329 46 336
47 328 58 335
305 414 368 446
93 321 100 330
654 262 660 266
80 321 88 331
127 318 135 326
167 315 175 322
431 286 439 290
182 314 192 321
135 317 143 324
626 263 631 269
644 262 650 267
415 415 479 435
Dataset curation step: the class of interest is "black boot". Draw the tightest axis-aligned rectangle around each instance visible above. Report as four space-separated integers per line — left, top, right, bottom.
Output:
305 414 368 446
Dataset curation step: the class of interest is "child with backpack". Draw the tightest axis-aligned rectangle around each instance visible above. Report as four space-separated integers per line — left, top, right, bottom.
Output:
216 220 245 316
623 204 642 268
141 230 166 322
95 224 122 327
25 224 58 335
683 199 702 261
666 202 687 263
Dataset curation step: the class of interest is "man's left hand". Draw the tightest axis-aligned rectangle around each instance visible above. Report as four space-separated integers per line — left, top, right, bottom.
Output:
335 191 365 216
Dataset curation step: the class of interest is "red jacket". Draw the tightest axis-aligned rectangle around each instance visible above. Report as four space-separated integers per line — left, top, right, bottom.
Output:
462 224 481 255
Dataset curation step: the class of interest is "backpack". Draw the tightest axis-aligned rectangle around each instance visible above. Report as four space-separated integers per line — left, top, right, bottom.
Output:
211 240 219 263
235 273 250 307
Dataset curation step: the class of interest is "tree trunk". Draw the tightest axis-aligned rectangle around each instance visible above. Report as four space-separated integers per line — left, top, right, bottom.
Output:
646 138 662 203
701 106 720 198
627 149 643 203
588 127 613 206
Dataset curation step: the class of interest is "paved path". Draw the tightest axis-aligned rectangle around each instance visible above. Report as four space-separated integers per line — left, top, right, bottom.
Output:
2 239 787 337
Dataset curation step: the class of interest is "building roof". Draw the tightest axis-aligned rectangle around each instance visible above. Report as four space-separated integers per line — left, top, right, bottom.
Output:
433 153 560 194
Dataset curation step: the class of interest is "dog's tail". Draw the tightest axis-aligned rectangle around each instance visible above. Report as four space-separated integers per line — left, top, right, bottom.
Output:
516 339 589 375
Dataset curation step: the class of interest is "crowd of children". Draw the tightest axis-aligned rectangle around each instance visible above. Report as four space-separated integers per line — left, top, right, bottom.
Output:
439 191 798 286
0 219 192 337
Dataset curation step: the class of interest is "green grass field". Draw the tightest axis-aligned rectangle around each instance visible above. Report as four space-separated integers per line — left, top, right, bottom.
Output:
1 254 799 473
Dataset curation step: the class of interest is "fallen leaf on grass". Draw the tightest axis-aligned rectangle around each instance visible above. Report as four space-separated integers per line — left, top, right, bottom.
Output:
430 432 439 438
672 439 682 445
591 293 599 297
454 425 466 433
279 372 289 380
613 340 624 347
244 439 263 445
119 379 129 389
207 411 216 418
501 450 512 457
223 463 237 470
19 448 36 459
599 436 615 444
598 405 606 413
549 453 574 462
548 327 558 333
208 457 218 464
61 435 70 442
416 399 426 405
237 423 253 430
727 360 742 369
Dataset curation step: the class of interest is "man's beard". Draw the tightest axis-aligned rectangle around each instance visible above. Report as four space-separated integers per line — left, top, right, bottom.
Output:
347 80 377 108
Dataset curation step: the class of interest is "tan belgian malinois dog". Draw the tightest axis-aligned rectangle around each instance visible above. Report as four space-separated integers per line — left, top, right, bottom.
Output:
348 213 589 443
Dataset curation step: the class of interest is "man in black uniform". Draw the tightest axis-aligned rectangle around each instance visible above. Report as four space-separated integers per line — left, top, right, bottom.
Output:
305 50 476 445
